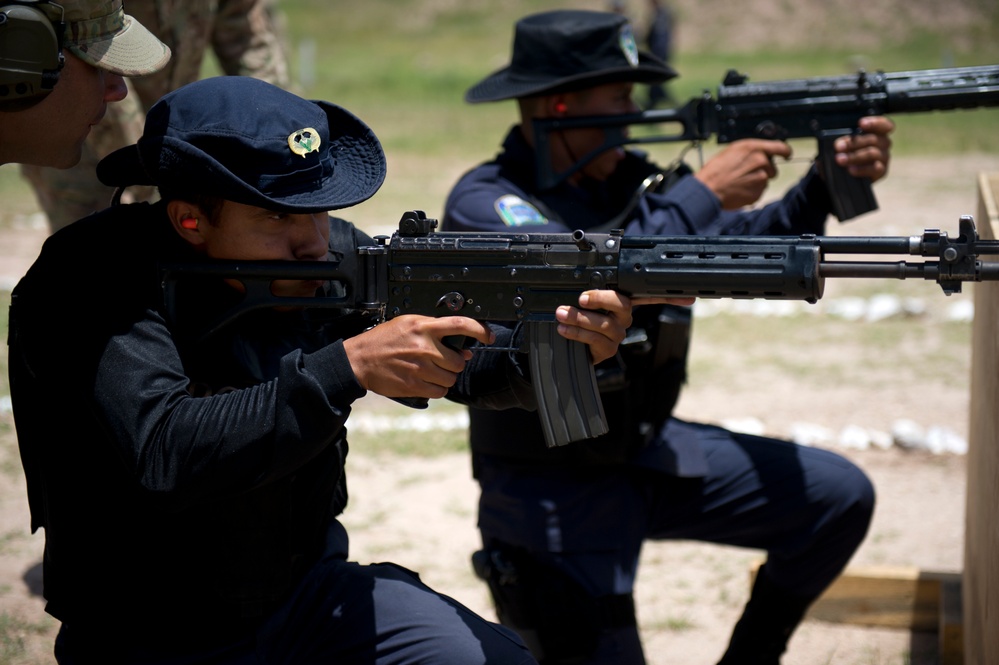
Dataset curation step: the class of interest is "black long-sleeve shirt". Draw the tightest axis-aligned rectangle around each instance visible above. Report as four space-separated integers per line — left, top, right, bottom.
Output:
8 203 382 643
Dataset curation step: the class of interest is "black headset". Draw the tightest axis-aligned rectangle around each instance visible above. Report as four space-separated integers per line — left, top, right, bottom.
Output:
0 0 65 105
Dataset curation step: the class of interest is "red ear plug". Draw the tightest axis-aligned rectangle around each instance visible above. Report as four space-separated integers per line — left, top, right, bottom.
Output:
180 216 199 230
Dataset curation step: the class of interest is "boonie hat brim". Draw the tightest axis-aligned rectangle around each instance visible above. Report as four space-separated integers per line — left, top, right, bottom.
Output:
97 78 386 214
466 53 675 103
464 9 677 104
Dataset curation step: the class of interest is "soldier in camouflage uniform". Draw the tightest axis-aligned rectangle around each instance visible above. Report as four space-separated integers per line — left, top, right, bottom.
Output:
0 0 169 169
20 0 289 231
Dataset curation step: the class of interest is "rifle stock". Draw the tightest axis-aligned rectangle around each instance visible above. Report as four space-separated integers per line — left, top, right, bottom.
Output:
161 211 999 448
534 64 999 221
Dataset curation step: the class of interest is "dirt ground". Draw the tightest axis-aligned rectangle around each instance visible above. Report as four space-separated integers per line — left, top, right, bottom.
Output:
0 153 996 664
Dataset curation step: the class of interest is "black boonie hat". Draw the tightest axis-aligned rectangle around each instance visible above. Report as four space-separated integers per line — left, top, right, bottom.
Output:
465 9 677 103
98 76 386 213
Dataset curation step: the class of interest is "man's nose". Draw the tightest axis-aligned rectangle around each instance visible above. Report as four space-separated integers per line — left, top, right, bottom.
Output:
104 73 127 103
292 214 329 259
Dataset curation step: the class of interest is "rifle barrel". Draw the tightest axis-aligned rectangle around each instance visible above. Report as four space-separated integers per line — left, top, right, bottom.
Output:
819 260 999 281
816 237 916 254
819 261 929 279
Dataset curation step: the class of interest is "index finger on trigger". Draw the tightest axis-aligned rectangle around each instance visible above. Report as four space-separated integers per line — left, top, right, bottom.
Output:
737 138 791 158
448 317 495 346
762 140 793 160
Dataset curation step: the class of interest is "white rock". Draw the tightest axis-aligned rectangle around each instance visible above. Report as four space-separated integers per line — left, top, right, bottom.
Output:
892 418 927 450
691 300 721 318
946 300 975 323
868 429 895 450
790 422 835 447
838 424 872 451
902 298 927 317
825 297 867 321
865 294 903 322
925 426 969 455
720 417 765 436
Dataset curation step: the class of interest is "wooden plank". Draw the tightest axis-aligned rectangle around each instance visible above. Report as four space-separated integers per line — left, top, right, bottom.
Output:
939 579 963 665
966 173 999 665
750 562 960 630
807 567 959 630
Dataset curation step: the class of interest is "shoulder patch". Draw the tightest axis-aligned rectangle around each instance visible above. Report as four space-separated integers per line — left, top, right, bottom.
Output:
494 195 548 227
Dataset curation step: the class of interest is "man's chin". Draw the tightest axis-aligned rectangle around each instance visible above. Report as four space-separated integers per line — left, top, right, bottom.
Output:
38 144 85 170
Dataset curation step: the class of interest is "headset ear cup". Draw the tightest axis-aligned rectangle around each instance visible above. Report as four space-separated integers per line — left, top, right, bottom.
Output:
0 3 64 105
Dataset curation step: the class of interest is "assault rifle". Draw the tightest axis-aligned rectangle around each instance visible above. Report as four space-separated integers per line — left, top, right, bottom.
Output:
161 210 999 449
534 64 999 221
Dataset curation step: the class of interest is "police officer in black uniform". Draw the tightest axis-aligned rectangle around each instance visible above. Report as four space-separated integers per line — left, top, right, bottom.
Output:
443 10 893 664
8 76 562 664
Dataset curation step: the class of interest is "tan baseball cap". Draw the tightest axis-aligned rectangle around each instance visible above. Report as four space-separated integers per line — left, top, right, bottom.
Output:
58 0 170 76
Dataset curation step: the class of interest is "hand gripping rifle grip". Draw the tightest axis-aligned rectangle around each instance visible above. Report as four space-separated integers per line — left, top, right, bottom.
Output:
391 334 468 411
527 321 609 448
818 130 879 222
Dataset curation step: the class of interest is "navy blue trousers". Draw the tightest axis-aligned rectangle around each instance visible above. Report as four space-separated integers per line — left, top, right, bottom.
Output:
475 419 876 664
54 521 537 665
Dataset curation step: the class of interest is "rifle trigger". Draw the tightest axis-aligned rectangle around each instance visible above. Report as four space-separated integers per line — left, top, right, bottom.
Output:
392 397 429 410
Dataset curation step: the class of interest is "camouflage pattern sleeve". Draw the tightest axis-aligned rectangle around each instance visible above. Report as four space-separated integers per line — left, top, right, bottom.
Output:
114 0 214 108
211 0 291 87
22 0 290 233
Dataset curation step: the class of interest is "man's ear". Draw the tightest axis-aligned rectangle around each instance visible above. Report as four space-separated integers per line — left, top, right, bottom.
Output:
166 199 206 247
548 94 570 116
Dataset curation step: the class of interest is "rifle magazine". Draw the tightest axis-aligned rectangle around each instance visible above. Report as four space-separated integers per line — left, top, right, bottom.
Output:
819 131 879 222
527 322 609 448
